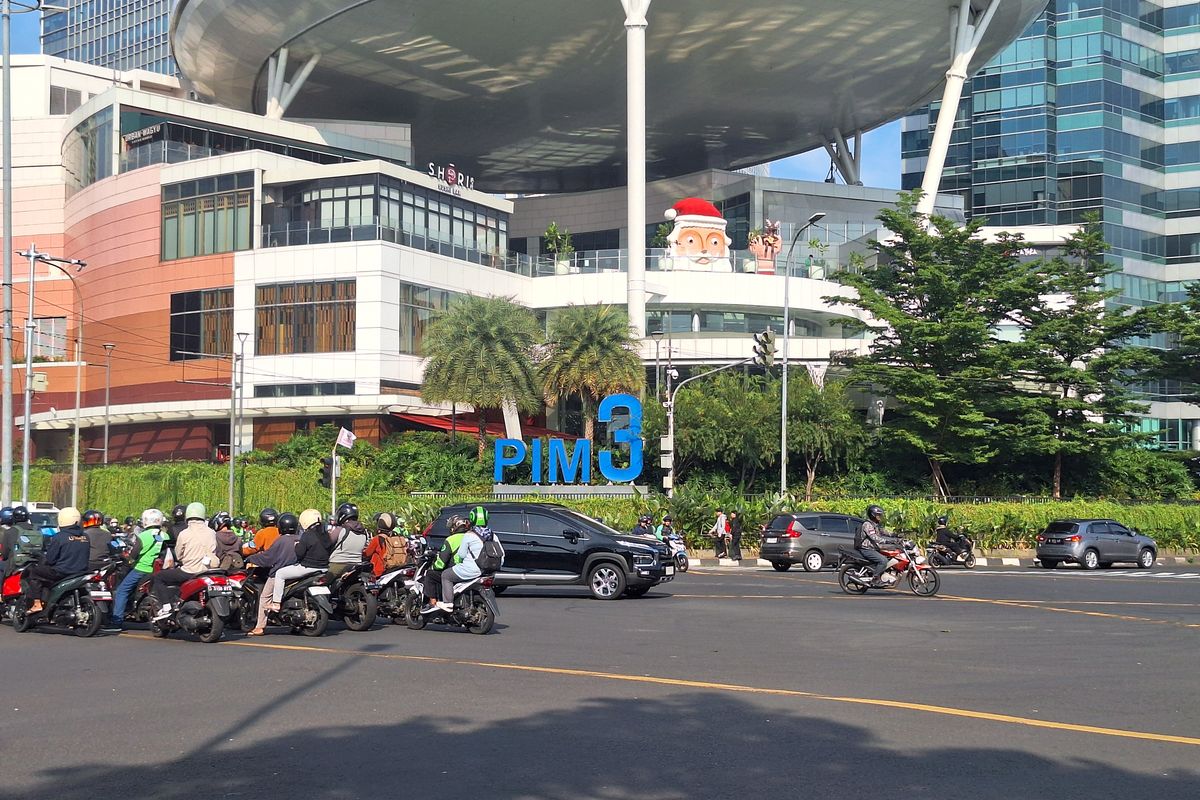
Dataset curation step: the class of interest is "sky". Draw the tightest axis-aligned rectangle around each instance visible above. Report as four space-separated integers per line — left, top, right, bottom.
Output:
5 12 902 189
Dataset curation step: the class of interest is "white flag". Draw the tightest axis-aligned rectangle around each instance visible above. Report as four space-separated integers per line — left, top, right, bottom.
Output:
336 427 357 449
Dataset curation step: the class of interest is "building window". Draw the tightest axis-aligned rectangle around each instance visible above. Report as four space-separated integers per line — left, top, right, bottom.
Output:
253 382 355 398
161 173 254 260
255 280 356 356
399 282 461 354
170 288 233 361
32 317 67 360
49 85 82 116
63 106 113 194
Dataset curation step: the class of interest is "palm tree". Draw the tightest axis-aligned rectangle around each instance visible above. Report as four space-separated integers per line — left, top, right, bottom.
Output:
541 304 645 443
421 295 543 460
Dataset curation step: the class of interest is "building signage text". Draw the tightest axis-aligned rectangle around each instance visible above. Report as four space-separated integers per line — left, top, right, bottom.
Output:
122 123 163 145
428 161 475 196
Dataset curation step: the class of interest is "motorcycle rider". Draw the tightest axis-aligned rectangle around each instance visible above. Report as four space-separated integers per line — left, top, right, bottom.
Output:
242 507 281 557
631 514 654 537
422 514 470 612
429 512 485 614
82 509 114 570
854 505 901 587
151 502 218 620
364 512 405 578
933 515 969 560
654 515 673 542
1 506 40 578
211 511 244 571
327 502 370 578
268 509 331 610
26 508 91 615
244 511 301 636
106 509 167 633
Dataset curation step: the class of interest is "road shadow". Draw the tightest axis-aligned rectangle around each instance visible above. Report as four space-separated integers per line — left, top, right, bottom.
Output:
4 689 1196 800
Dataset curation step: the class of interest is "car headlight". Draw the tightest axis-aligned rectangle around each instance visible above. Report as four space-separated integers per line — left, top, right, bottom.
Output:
633 554 654 567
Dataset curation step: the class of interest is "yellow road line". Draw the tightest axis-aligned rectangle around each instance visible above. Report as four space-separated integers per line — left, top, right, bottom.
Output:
124 633 1200 748
939 595 1200 629
673 593 1200 610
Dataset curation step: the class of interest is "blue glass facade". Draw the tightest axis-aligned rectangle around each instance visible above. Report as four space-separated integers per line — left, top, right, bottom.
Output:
41 1 175 75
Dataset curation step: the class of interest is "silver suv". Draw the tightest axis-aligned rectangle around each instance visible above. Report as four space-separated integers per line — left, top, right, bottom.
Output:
759 513 864 572
1035 519 1157 570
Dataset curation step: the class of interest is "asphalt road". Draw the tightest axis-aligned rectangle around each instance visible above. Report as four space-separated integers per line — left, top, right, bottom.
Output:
2 564 1198 800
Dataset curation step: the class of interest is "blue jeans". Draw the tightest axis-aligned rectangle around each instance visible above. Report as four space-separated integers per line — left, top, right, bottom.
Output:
857 548 888 579
112 568 148 622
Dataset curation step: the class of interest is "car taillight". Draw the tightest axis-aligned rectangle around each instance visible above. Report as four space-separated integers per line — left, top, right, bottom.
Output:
784 522 801 538
1036 535 1045 543
1067 535 1081 543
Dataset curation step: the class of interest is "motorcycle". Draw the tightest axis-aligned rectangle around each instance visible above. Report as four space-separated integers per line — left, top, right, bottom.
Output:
235 569 333 636
666 532 689 572
327 561 380 631
375 534 426 625
837 541 941 597
150 571 234 643
11 562 119 636
400 549 498 634
926 535 976 569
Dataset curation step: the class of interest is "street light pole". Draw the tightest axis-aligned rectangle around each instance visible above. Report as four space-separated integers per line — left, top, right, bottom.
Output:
18 243 37 503
2 0 14 507
650 330 662 399
780 212 825 497
229 332 248 513
41 261 84 507
102 343 114 464
665 357 754 498
622 0 652 338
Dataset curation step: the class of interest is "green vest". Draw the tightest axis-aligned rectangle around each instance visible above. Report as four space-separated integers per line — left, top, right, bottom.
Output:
133 527 165 573
434 532 465 570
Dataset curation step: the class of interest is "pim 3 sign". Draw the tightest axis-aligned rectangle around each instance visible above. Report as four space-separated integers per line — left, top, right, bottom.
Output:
493 394 643 484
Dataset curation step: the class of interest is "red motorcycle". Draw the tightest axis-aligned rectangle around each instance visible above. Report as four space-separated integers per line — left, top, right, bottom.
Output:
837 541 941 597
150 571 234 643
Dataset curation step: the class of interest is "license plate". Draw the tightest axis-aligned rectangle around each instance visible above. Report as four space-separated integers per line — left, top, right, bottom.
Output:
308 586 331 595
1048 538 1061 545
89 591 111 599
765 537 777 544
208 588 231 595
664 565 674 576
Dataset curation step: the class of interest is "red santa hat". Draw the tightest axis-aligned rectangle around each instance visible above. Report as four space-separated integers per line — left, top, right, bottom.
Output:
664 197 726 229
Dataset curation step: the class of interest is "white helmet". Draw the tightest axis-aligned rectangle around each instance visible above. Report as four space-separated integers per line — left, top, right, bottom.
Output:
141 508 166 529
298 508 323 530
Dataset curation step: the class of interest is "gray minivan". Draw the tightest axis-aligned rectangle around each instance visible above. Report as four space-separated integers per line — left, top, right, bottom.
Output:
759 513 864 572
1035 518 1157 570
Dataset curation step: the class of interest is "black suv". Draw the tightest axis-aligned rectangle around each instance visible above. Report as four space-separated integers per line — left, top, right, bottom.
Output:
425 503 675 599
758 513 864 572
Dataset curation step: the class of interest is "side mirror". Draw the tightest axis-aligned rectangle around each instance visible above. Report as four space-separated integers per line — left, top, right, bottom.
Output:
563 530 579 541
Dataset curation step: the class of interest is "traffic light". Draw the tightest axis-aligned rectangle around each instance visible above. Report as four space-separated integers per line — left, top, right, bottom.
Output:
319 456 334 488
752 328 776 367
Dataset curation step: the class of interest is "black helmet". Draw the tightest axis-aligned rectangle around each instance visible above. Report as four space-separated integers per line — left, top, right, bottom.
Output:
82 509 104 528
233 516 247 529
209 511 233 530
124 516 135 526
638 515 652 525
373 511 396 532
259 507 279 527
335 502 359 525
11 505 29 524
277 512 299 536
866 505 884 523
171 504 186 524
448 514 470 534
936 515 948 526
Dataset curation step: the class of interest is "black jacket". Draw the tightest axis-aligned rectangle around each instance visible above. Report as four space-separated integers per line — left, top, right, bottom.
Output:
296 524 333 569
855 520 898 551
45 526 91 575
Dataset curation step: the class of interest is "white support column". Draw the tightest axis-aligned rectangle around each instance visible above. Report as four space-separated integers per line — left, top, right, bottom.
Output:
822 127 863 185
278 54 321 115
622 0 652 339
916 0 1002 217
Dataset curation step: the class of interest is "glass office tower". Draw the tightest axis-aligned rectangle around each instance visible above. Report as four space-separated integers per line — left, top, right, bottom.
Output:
901 0 1198 451
41 1 175 75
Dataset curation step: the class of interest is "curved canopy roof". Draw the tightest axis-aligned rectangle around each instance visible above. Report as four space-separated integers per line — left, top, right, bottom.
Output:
172 0 1047 193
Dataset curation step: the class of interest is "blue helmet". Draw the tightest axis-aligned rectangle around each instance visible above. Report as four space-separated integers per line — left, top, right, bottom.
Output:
0 507 12 525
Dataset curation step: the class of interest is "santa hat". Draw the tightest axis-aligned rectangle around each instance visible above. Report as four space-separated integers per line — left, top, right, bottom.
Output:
665 197 726 229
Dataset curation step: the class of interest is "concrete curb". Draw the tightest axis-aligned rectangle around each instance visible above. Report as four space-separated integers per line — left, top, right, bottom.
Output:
686 556 1197 569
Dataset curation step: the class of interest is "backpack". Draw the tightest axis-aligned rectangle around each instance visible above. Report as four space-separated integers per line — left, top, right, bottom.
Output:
381 535 408 570
12 528 44 568
475 530 504 575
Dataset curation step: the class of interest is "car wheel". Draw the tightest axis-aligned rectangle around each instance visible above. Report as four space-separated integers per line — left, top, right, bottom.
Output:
623 585 652 598
1137 548 1155 569
802 550 824 572
1081 549 1100 571
771 562 792 572
587 562 626 600
1039 560 1059 569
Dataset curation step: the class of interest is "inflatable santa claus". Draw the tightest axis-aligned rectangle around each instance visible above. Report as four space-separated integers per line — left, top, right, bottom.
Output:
662 197 733 272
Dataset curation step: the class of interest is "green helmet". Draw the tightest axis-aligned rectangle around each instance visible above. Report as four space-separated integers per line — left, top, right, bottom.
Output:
469 506 488 527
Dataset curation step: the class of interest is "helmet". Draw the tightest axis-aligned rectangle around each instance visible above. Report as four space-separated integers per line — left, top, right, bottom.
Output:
638 515 652 524
185 502 206 521
662 515 672 523
82 509 104 528
0 507 12 525
373 511 396 532
448 514 470 534
468 506 488 527
277 512 299 536
936 515 948 526
335 502 359 525
298 509 323 531
141 508 166 529
171 504 187 524
11 505 29 523
124 516 135 527
58 506 81 527
209 511 233 530
866 505 885 523
259 507 279 527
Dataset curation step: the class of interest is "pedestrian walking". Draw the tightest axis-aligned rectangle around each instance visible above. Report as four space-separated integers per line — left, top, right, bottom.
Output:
709 508 729 559
728 510 743 562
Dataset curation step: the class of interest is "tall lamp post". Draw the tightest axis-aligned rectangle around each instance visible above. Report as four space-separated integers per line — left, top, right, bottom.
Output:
43 259 85 507
622 0 652 338
102 343 115 464
650 329 662 399
779 212 825 496
15 244 84 504
229 331 248 514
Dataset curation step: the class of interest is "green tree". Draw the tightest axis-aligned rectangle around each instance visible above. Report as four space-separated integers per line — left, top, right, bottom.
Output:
421 295 543 460
541 304 645 444
1150 281 1200 405
1006 218 1158 498
827 194 1041 498
787 375 868 501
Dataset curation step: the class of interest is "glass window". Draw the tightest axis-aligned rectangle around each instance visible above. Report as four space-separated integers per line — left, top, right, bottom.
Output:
255 280 355 355
399 281 462 354
526 513 565 537
161 174 253 261
32 317 67 360
169 288 232 361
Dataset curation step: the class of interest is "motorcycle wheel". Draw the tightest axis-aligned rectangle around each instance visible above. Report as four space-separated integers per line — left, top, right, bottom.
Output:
342 585 378 631
908 568 941 597
466 592 495 635
963 554 977 569
302 600 329 637
151 620 169 638
928 552 948 568
837 565 869 595
238 596 258 632
133 595 155 623
676 554 689 573
197 612 225 644
402 594 427 630
75 595 103 638
12 603 33 632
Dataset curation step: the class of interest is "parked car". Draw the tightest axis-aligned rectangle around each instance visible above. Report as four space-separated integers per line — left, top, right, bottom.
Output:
28 502 60 536
425 503 675 599
759 513 864 572
1035 519 1157 570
